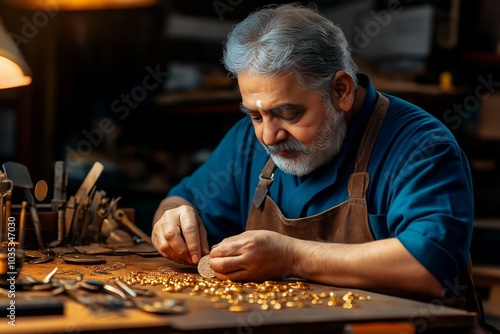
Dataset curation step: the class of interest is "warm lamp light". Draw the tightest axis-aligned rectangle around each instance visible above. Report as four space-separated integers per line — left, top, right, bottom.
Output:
0 18 32 89
2 0 157 11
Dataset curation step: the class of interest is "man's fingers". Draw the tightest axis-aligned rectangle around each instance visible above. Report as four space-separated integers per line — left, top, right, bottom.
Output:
153 227 187 263
210 255 242 274
213 268 246 282
152 204 207 266
179 210 205 264
199 222 210 256
210 237 244 258
162 223 191 259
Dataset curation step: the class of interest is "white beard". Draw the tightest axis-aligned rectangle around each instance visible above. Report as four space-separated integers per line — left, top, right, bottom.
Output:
263 100 347 176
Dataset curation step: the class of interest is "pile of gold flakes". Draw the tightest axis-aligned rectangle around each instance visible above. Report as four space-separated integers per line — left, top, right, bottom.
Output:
114 268 370 312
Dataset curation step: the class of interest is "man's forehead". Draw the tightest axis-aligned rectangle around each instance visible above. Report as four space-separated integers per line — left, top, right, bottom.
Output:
240 101 306 115
238 73 306 104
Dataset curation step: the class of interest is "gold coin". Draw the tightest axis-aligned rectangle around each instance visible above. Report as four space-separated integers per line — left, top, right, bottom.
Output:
197 255 214 278
34 180 48 201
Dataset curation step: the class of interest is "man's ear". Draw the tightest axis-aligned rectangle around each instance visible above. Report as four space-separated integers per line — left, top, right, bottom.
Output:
331 70 355 113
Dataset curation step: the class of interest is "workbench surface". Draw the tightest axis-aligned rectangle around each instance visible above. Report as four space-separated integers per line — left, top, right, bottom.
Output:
0 253 479 334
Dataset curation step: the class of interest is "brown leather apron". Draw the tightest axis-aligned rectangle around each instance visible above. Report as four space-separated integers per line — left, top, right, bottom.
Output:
245 92 482 319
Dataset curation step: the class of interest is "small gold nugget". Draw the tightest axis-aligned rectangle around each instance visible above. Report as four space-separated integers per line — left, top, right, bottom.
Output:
197 255 215 278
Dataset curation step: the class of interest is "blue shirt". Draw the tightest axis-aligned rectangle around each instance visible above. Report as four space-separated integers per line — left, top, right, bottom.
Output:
168 74 474 288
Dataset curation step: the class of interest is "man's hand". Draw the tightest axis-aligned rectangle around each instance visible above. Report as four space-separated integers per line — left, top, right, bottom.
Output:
151 197 210 266
209 230 296 281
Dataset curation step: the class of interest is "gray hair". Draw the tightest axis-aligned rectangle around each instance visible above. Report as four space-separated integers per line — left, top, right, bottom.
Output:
222 3 358 99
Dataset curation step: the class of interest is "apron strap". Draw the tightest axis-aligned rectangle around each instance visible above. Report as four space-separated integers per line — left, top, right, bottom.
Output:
353 92 390 173
349 92 390 199
252 158 276 208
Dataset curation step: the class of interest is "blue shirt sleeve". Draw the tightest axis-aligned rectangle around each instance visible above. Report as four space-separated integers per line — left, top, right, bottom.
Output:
167 117 267 245
383 128 474 287
389 141 474 286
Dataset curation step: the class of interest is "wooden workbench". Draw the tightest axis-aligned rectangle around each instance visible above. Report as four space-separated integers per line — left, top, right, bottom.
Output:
0 253 480 334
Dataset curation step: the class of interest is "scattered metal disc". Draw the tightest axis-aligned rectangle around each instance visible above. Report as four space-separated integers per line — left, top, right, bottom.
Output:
34 180 48 201
197 255 214 278
27 256 55 264
25 250 45 259
61 254 106 264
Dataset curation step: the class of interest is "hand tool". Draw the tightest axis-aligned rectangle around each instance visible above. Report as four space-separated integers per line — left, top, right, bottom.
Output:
83 189 106 244
51 161 67 244
0 172 13 243
114 278 155 297
106 279 183 314
64 196 75 244
47 271 125 311
64 162 103 244
79 279 127 300
43 267 58 284
114 278 137 297
19 201 27 248
2 161 45 250
74 191 93 245
4 192 11 234
113 209 152 245
100 197 120 238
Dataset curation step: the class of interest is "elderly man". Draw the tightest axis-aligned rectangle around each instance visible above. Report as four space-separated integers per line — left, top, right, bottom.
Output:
152 3 481 318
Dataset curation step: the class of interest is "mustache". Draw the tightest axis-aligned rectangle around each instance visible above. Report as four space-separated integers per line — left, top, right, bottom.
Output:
264 139 308 155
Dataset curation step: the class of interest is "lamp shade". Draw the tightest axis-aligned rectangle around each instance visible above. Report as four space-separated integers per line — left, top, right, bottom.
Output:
0 18 32 89
3 0 157 11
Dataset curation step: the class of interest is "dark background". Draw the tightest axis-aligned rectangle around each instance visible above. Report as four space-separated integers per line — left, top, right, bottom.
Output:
0 0 499 260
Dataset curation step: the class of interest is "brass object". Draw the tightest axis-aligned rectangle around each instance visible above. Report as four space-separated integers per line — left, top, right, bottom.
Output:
34 180 49 201
19 201 27 247
197 255 214 278
0 171 13 243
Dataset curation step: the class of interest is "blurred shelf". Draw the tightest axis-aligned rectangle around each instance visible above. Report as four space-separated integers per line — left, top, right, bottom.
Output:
152 89 241 115
463 51 500 68
370 73 469 96
475 218 500 231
